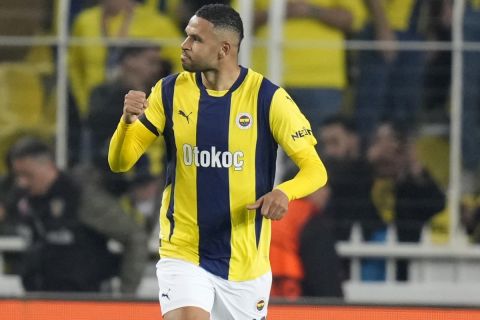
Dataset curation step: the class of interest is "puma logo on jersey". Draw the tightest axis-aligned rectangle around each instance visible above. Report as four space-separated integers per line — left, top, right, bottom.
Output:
183 144 244 171
178 110 192 123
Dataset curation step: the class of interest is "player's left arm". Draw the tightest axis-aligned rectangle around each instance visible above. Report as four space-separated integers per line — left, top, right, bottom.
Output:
247 88 328 220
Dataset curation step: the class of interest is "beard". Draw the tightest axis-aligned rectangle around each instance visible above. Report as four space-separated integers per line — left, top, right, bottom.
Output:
181 57 214 73
181 62 196 72
182 63 213 73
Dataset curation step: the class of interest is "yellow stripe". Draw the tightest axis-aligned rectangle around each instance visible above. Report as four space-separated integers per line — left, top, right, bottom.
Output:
228 79 259 280
228 72 270 280
158 184 171 257
159 74 200 264
257 218 271 273
385 0 415 31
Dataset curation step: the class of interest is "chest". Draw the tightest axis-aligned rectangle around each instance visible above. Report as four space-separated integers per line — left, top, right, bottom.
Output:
170 91 261 149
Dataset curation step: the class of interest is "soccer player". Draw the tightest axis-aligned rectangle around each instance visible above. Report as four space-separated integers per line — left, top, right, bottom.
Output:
108 4 327 320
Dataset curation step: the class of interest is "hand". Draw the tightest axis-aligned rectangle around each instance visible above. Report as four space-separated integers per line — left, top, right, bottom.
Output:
246 189 289 220
376 26 398 63
123 90 148 124
406 141 424 178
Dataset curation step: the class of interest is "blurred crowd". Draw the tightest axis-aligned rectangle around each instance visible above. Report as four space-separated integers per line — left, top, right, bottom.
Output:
0 0 480 299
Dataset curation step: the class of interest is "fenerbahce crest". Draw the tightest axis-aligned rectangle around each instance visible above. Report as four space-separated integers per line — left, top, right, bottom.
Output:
236 112 253 129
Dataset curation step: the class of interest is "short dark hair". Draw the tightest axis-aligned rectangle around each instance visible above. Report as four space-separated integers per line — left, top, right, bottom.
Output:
8 137 53 162
321 115 357 134
195 4 244 44
378 119 411 145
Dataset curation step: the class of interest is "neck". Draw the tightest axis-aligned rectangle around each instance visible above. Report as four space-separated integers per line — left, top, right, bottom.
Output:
201 64 241 91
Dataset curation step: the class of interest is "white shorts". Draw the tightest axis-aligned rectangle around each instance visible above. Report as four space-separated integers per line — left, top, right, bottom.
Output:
156 258 271 320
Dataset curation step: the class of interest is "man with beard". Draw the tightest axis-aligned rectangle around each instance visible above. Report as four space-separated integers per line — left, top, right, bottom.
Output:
109 4 327 319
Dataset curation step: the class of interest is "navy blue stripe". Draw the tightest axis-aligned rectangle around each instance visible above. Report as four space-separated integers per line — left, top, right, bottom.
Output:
196 92 232 279
161 73 179 241
255 78 279 247
139 114 159 136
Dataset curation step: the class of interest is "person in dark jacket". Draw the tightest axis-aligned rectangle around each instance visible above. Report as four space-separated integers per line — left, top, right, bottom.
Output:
317 115 386 283
366 120 446 280
367 120 446 243
318 115 384 242
9 137 148 293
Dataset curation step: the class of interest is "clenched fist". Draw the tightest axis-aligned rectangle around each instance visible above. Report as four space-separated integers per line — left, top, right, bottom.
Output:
123 90 148 124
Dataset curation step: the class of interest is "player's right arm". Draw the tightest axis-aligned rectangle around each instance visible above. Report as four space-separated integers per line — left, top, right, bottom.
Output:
108 81 166 172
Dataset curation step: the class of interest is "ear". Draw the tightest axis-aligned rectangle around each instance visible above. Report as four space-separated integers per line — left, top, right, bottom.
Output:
219 41 231 59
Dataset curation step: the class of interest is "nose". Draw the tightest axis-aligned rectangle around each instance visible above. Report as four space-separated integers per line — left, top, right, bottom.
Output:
181 37 191 51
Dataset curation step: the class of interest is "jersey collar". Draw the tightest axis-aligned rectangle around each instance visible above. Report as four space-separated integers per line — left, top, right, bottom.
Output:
195 66 248 97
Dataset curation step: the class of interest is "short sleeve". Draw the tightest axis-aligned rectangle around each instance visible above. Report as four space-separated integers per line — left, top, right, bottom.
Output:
269 88 317 156
144 79 166 134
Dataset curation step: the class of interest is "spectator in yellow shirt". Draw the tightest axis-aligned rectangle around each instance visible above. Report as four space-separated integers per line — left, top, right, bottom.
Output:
253 0 366 133
69 0 182 119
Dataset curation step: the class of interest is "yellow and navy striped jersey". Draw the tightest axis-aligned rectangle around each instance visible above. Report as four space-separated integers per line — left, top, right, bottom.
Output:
123 67 320 281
